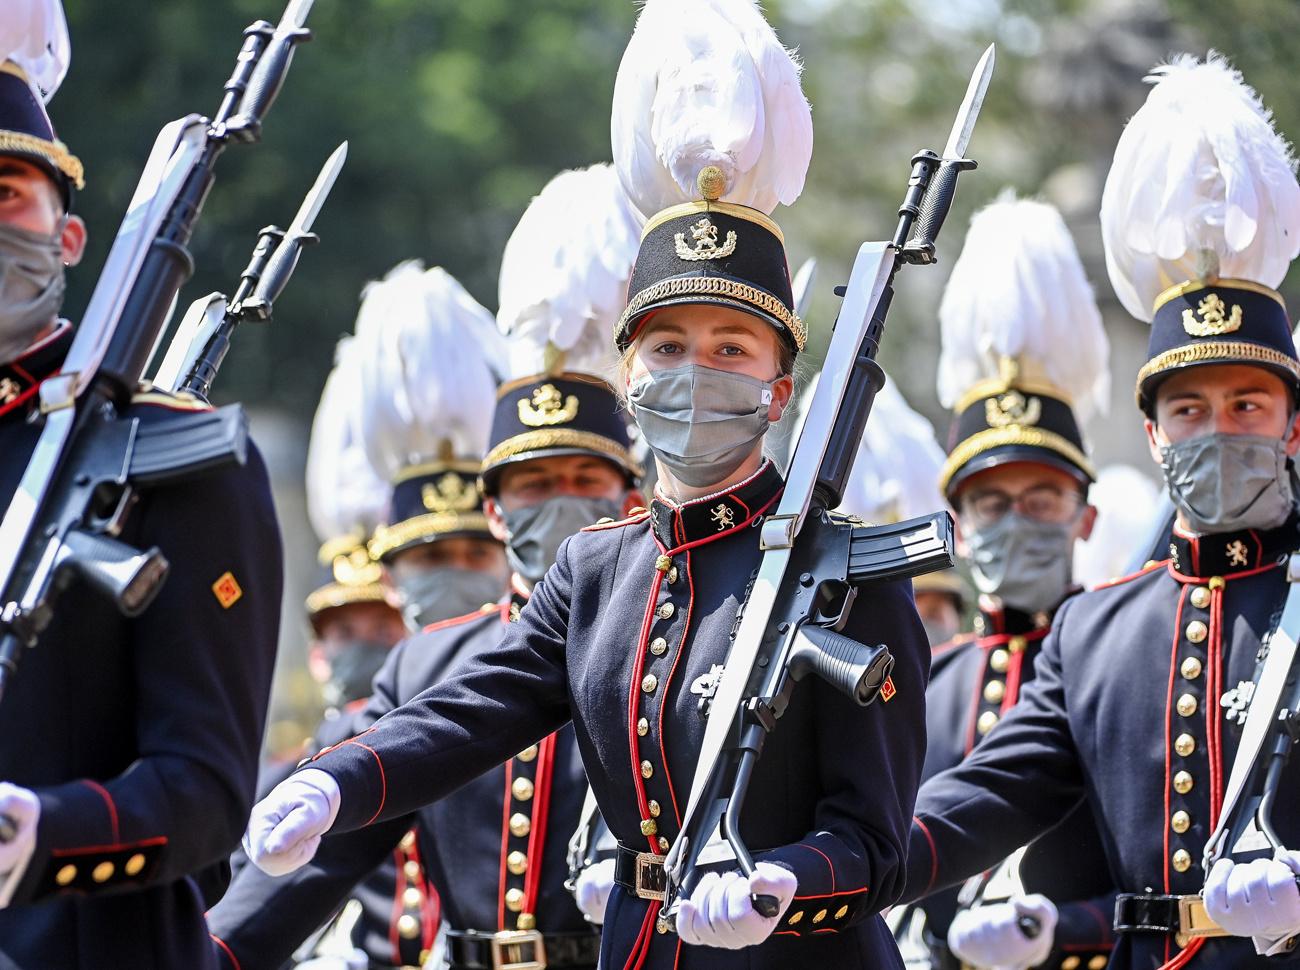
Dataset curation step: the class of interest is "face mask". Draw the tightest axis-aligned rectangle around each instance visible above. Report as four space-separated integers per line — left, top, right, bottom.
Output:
504 495 625 584
965 513 1075 615
321 640 391 709
628 363 775 487
0 222 66 364
1160 432 1296 535
921 616 960 649
394 566 504 632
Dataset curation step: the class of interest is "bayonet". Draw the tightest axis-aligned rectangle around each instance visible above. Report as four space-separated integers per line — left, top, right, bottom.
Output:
943 44 995 160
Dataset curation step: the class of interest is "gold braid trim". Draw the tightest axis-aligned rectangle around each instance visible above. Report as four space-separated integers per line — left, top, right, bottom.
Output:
1152 277 1286 313
1135 340 1300 404
482 428 642 478
939 426 1096 495
305 581 389 616
0 131 84 188
368 511 491 560
616 277 806 351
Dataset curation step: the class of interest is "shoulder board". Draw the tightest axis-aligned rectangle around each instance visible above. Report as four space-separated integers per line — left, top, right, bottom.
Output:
421 602 507 634
130 384 211 412
1092 558 1169 592
581 508 651 533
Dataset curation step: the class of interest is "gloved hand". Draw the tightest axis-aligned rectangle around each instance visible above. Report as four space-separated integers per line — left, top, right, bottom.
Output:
946 894 1057 970
0 783 40 908
573 858 616 924
1205 850 1300 954
244 768 341 877
676 862 796 949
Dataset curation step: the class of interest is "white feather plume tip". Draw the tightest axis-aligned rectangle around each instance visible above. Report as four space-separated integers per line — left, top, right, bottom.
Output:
938 193 1111 422
1101 52 1300 321
353 262 503 481
0 0 70 102
611 0 813 219
305 337 390 544
498 164 642 380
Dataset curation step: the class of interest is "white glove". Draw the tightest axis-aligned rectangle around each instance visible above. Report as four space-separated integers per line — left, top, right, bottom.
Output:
0 783 39 908
676 862 796 949
294 955 367 970
244 768 341 877
1205 850 1300 954
946 894 1057 970
573 858 616 924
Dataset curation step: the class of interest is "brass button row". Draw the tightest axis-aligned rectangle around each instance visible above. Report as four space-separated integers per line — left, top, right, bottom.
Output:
1171 810 1191 834
507 850 528 875
658 602 675 620
1177 693 1198 718
1186 620 1207 644
984 679 1005 704
1174 733 1196 757
509 813 530 838
650 637 667 656
637 717 649 737
786 903 851 927
1190 586 1210 609
989 648 1009 673
513 777 534 802
977 710 999 736
1181 657 1202 681
56 854 148 888
1173 770 1194 795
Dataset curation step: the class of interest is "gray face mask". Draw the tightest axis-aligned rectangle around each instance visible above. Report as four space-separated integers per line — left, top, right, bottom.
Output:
504 495 624 584
1160 432 1296 535
965 513 1075 615
0 222 66 365
628 363 775 487
394 566 504 632
321 639 391 709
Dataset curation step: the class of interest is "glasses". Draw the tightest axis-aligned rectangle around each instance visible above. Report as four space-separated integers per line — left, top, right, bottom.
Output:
960 484 1083 528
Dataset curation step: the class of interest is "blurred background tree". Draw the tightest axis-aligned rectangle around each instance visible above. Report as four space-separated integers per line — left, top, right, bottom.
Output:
54 0 1300 745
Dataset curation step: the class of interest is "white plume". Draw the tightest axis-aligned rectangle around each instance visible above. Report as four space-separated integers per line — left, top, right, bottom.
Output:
0 0 69 102
304 336 389 544
611 0 813 219
938 193 1111 422
1074 464 1163 588
353 262 503 481
498 164 642 380
1101 52 1300 321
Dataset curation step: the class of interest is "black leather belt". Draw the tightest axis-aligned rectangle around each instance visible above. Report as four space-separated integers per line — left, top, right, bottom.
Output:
1114 893 1227 946
446 928 600 970
613 843 666 902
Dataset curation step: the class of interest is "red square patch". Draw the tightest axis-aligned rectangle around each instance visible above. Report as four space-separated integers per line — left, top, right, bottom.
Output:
880 675 896 703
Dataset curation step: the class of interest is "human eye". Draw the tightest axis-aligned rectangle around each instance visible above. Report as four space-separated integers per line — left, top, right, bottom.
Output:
652 341 682 355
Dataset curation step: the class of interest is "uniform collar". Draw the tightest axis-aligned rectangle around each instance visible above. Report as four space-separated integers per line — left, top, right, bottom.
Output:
0 320 72 420
649 460 784 549
971 593 1061 639
1167 515 1299 578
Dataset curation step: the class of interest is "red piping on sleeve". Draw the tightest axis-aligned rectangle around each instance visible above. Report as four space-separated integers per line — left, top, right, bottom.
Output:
210 934 241 970
346 738 387 825
789 841 836 892
80 779 120 844
913 815 939 895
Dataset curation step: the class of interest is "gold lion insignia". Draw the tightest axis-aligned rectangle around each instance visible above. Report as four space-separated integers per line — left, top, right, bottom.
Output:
710 503 736 531
984 390 1041 429
674 217 738 261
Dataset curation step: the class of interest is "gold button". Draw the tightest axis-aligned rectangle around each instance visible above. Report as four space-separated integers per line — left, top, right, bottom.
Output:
124 853 146 877
658 602 675 620
1174 733 1196 757
513 777 534 801
404 886 423 908
398 913 420 938
517 744 539 763
55 864 77 886
92 861 114 883
505 888 525 912
1174 770 1194 794
1186 620 1208 643
989 649 1009 673
405 859 423 879
657 916 672 934
812 908 827 924
1088 957 1108 970
637 717 650 737
641 760 654 779
650 637 668 656
1181 657 1202 681
641 818 658 836
977 710 999 735
787 910 804 925
1208 576 1225 590
834 904 849 919
648 799 661 817
419 949 431 965
400 830 417 851
1061 958 1081 970
1008 635 1027 654
667 567 679 584
1172 810 1191 834
656 555 673 573
642 674 658 694
1190 587 1211 609
984 679 1006 704
507 851 528 875
518 912 537 931
1177 693 1198 717
658 836 670 852
1172 849 1192 873
509 813 531 838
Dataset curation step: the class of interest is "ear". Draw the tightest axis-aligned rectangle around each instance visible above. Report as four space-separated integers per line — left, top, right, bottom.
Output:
306 642 332 684
768 373 795 422
1143 417 1166 466
1077 503 1098 543
484 497 510 543
1285 409 1300 457
59 214 86 267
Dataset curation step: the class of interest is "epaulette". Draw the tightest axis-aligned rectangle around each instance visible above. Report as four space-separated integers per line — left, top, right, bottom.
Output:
580 506 651 532
1092 557 1168 591
130 382 211 412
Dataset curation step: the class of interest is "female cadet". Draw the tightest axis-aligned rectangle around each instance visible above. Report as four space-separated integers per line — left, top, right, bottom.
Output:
244 3 929 968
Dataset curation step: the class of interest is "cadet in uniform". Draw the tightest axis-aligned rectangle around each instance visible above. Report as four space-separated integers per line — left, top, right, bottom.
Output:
0 9 283 968
211 164 645 970
906 196 1116 970
899 55 1300 968
241 4 930 968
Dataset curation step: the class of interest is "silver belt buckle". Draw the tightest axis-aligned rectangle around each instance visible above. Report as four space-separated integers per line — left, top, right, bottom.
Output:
635 851 667 902
490 929 547 970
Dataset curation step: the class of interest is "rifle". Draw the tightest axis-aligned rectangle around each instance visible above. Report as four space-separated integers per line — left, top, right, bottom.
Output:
661 45 995 919
0 0 317 707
